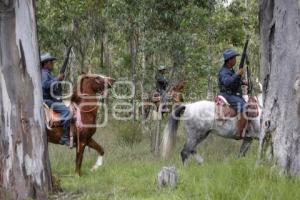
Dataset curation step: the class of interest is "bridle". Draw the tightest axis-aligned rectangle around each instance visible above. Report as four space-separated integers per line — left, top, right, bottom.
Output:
80 103 98 113
77 74 111 113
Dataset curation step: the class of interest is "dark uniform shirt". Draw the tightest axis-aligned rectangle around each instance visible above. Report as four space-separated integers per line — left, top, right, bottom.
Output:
155 73 168 94
218 65 242 95
41 69 60 102
218 65 246 113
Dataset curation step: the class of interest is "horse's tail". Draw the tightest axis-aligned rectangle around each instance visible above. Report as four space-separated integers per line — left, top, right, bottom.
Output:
161 105 186 159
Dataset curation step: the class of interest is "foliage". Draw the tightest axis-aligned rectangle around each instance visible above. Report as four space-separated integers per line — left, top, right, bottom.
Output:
36 1 283 198
116 121 142 147
37 0 260 100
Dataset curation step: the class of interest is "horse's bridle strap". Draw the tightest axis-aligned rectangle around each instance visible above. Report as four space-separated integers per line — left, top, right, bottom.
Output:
80 105 98 113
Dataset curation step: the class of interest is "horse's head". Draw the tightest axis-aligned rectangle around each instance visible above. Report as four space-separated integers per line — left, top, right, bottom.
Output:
91 75 115 93
248 96 258 103
173 80 187 92
79 74 115 95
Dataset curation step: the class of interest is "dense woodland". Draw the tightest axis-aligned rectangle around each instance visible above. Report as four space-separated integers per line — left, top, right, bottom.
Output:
37 0 260 100
1 0 300 199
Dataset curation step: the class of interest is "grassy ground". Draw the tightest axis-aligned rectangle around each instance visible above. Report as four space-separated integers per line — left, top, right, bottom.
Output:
49 120 300 200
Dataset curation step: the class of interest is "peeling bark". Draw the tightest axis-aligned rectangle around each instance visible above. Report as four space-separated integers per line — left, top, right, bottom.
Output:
0 0 52 199
259 0 300 175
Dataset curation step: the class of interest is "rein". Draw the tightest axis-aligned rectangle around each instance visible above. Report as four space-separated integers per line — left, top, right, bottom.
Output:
80 105 98 113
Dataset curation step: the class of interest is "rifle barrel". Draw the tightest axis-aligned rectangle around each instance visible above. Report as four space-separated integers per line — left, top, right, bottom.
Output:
60 46 72 74
239 38 249 69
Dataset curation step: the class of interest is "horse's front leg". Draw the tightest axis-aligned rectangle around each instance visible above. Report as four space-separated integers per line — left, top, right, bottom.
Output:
75 142 86 176
87 138 105 171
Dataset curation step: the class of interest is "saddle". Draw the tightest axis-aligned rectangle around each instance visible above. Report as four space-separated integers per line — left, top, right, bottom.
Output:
151 91 174 103
214 95 237 119
43 101 80 130
43 103 63 129
214 95 259 120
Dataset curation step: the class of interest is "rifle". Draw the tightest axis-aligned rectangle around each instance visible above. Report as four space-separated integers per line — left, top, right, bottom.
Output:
54 46 72 99
239 37 253 95
60 46 72 75
239 36 249 69
246 55 253 95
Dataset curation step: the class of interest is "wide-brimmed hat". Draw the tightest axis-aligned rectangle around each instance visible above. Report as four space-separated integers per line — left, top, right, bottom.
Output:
223 49 240 61
40 53 57 64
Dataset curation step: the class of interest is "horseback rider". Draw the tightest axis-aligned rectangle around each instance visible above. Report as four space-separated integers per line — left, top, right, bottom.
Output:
155 65 170 111
218 49 248 140
41 53 70 146
156 65 169 95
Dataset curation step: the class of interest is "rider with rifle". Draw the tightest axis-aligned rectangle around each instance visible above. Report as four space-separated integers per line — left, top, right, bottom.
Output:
218 39 249 139
41 47 72 145
156 65 169 95
155 65 170 111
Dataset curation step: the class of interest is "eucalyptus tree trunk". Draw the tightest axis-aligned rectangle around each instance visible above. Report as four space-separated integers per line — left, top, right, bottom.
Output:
101 31 111 75
141 35 146 133
206 0 214 100
206 34 213 100
259 0 300 176
129 31 137 121
69 49 78 84
149 54 157 153
154 116 162 155
0 0 52 199
72 18 88 73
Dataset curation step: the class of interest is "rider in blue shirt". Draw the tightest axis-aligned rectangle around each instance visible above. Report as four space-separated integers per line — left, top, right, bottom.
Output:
218 49 247 140
41 53 70 145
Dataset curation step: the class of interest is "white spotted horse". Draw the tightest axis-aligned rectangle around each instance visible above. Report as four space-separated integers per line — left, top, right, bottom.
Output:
161 93 262 165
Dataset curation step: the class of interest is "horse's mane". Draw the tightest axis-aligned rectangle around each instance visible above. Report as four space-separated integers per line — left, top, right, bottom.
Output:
70 79 81 103
70 75 87 103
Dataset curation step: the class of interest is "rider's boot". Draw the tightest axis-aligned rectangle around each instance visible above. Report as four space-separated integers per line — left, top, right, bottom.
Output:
235 114 248 140
59 128 70 146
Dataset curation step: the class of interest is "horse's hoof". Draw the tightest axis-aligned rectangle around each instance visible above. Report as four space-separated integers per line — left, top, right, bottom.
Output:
90 156 103 172
75 173 81 177
91 164 103 172
194 155 204 165
183 159 189 167
90 166 98 172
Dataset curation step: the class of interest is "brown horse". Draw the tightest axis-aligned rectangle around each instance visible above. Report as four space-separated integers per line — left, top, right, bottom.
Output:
46 74 115 175
142 80 187 119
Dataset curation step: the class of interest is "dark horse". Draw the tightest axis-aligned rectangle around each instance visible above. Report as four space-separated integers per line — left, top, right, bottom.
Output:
46 74 115 175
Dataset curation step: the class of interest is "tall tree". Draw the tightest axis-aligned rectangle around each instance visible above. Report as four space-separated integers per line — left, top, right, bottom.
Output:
0 0 52 199
259 0 300 175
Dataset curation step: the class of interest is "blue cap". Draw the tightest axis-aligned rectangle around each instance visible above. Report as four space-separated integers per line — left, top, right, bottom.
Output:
223 49 240 61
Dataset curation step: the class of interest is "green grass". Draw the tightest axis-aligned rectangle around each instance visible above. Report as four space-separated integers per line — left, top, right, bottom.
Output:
49 120 300 200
